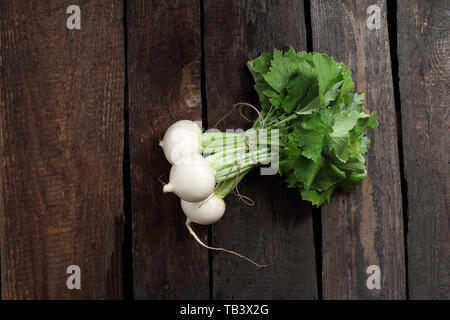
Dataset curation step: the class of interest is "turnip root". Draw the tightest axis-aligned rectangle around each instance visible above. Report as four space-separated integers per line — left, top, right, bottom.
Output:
181 193 267 267
185 218 268 268
163 153 216 202
159 120 202 164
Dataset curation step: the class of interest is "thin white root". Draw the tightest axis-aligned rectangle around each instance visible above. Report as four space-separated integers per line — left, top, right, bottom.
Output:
185 218 268 268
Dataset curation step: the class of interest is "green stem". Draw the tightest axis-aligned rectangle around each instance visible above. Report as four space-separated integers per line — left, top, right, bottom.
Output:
202 118 285 198
214 168 252 199
268 113 298 127
213 149 271 182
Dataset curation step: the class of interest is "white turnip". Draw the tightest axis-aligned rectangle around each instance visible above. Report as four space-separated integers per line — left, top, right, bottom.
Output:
163 153 216 202
180 194 225 225
159 120 202 164
181 193 266 267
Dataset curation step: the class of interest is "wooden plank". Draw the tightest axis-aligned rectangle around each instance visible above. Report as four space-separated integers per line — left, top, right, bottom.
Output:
126 0 208 299
0 1 124 299
397 0 449 300
204 0 318 299
311 0 406 299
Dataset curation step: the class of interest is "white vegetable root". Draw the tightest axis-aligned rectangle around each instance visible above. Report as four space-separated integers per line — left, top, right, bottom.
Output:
185 218 268 268
160 118 268 267
163 153 216 202
181 194 225 225
159 120 202 164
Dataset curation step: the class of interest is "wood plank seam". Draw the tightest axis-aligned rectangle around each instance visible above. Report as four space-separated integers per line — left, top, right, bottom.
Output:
386 0 410 299
122 0 134 300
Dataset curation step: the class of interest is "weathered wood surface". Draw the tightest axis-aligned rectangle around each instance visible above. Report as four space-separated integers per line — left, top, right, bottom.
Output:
127 0 208 299
397 0 449 300
204 0 318 299
0 0 448 301
0 1 125 299
311 0 406 299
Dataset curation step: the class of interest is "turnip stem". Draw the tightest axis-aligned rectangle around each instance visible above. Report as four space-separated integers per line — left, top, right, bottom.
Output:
201 129 272 150
213 167 252 198
203 128 279 198
209 147 270 169
211 149 271 182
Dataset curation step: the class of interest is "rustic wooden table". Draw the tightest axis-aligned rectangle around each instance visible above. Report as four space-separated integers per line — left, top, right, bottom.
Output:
0 0 447 300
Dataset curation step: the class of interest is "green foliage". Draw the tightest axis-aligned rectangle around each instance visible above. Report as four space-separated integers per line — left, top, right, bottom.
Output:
248 48 378 206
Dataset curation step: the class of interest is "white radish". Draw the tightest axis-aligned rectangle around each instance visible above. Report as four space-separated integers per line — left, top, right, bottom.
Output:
160 119 268 267
181 193 267 267
159 120 202 164
181 194 225 225
163 153 215 202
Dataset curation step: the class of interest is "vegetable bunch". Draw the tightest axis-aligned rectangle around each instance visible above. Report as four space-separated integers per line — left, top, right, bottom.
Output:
160 48 378 265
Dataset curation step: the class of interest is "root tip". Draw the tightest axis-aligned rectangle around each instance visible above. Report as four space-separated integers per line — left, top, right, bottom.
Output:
163 183 173 193
185 219 268 268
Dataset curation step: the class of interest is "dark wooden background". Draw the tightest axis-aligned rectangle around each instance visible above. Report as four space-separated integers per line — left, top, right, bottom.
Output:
0 0 448 300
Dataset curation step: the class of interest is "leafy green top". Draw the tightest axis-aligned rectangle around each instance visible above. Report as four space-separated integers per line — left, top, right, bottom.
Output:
247 48 378 206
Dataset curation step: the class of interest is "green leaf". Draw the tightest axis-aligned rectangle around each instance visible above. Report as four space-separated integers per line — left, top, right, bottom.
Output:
326 95 377 163
281 62 316 113
248 52 273 113
339 63 355 96
301 187 334 207
337 170 368 192
263 49 299 93
245 48 378 206
247 52 272 75
296 81 321 115
311 158 346 191
310 53 342 106
293 108 331 163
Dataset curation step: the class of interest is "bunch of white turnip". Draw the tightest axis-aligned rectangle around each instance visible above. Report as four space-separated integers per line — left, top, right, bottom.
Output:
160 120 225 224
159 48 378 267
160 119 271 266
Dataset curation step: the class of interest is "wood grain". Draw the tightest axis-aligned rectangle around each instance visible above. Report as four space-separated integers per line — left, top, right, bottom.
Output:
0 1 124 299
311 0 406 299
126 0 208 299
397 0 449 300
204 0 318 299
